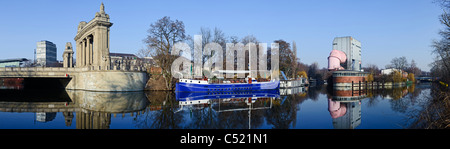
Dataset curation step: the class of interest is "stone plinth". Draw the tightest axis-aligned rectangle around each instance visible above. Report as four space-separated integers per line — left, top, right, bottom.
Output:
66 70 148 91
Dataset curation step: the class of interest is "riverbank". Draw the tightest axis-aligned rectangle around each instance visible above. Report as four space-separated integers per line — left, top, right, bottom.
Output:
409 82 450 129
144 74 176 91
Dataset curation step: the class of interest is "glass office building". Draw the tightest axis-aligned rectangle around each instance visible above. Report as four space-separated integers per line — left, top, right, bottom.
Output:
36 40 57 66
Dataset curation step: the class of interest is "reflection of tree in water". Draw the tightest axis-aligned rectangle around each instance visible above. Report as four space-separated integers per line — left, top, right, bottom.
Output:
213 100 266 129
389 86 423 114
187 106 218 129
307 86 321 101
216 109 250 129
406 84 424 105
134 91 184 129
348 85 422 113
264 95 298 129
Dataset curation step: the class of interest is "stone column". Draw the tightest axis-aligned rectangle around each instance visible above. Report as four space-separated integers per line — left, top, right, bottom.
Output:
81 39 86 67
63 56 68 68
87 36 92 66
69 53 73 67
76 42 80 67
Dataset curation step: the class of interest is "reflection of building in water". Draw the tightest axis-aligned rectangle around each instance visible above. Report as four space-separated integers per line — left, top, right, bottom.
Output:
0 89 148 129
35 112 57 122
328 99 361 129
36 112 74 126
76 111 111 129
332 87 367 101
63 112 74 127
67 90 149 129
329 88 365 129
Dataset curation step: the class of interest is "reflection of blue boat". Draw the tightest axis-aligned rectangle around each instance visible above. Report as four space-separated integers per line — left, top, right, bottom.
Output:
175 79 280 92
176 89 280 101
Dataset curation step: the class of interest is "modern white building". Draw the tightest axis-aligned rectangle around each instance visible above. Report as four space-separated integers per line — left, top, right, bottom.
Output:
36 40 57 66
332 36 362 71
381 68 401 75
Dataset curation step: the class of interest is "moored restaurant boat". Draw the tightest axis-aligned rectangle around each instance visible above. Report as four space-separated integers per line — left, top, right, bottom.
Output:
175 77 280 92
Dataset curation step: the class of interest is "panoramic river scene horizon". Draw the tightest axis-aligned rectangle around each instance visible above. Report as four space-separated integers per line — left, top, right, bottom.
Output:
1 1 449 146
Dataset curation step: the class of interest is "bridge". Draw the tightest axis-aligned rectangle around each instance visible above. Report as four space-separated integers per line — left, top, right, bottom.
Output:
0 3 148 91
0 67 77 78
415 76 434 82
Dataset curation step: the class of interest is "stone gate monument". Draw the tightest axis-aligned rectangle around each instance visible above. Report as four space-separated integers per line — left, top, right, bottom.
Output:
0 3 148 91
65 3 148 91
74 3 112 69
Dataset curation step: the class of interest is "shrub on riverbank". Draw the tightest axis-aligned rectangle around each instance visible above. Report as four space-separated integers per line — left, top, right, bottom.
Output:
409 83 450 129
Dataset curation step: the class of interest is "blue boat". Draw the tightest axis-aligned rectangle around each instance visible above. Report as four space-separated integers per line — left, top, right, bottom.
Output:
175 78 280 92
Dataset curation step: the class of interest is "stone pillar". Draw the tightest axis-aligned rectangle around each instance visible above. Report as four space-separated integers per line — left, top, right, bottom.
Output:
81 40 86 67
63 42 74 68
76 42 80 67
63 56 68 68
69 53 73 67
87 36 92 66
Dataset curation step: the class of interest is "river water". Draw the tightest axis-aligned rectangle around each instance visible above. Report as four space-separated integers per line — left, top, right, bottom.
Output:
0 83 432 129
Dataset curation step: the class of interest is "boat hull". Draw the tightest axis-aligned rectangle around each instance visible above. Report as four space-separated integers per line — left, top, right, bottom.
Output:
176 89 280 101
176 80 280 92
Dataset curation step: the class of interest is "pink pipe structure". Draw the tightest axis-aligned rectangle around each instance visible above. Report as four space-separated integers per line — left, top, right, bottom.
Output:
328 49 347 71
328 98 347 118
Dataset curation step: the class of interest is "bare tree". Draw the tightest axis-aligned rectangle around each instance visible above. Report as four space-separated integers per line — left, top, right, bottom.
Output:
144 16 189 90
364 63 380 75
432 0 450 82
389 56 409 70
241 35 260 72
136 47 152 58
407 59 421 76
199 27 227 67
241 35 259 45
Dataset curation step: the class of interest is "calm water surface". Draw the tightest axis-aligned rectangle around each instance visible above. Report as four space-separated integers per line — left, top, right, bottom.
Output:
0 83 432 129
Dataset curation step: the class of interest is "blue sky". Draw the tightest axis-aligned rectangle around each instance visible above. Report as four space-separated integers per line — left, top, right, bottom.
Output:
0 0 443 71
